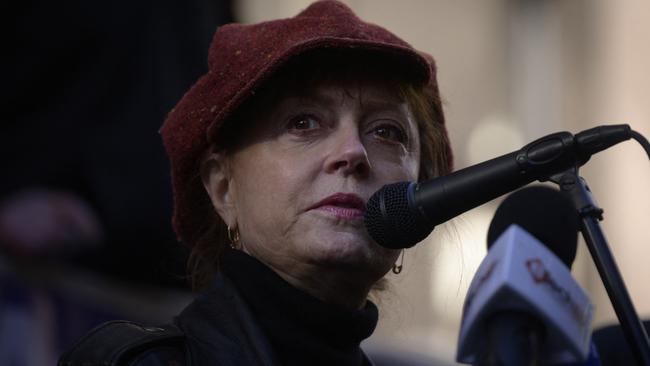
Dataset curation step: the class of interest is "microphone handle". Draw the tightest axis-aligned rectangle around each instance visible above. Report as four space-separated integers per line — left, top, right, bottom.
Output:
412 151 526 226
478 312 543 366
412 132 578 226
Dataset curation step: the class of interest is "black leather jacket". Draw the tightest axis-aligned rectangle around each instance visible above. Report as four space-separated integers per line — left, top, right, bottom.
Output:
59 273 374 366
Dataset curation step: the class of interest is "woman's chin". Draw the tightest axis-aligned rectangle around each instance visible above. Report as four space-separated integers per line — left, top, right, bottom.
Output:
299 229 396 273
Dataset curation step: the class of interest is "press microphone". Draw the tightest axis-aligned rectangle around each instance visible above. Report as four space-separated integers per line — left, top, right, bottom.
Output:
456 186 595 365
364 124 632 249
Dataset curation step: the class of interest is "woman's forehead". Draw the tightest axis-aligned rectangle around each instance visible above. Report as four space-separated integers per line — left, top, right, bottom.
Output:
280 82 406 108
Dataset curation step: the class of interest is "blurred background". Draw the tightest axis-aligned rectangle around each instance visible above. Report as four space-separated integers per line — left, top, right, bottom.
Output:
4 0 649 365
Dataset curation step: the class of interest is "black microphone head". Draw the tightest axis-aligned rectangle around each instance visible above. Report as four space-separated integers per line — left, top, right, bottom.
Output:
487 185 579 268
364 182 432 249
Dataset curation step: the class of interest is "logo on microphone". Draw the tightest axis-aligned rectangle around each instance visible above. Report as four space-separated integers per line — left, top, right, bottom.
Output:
525 258 587 324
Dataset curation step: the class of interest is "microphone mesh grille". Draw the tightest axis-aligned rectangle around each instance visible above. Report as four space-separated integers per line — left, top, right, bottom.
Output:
364 182 433 249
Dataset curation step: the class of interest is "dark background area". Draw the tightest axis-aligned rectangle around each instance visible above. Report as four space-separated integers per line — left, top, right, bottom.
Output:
5 0 234 286
3 1 233 364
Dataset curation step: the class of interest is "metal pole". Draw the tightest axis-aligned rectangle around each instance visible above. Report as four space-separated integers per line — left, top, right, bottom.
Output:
553 170 650 366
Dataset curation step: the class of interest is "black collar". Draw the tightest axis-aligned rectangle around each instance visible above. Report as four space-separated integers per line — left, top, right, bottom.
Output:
220 249 378 366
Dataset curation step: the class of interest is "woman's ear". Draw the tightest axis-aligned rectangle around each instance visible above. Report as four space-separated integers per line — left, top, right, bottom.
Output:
201 151 237 228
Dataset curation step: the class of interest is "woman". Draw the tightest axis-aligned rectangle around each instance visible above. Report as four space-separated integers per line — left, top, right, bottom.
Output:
59 1 452 365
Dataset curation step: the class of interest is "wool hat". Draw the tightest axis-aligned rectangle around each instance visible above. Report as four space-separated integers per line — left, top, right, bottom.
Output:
160 0 452 245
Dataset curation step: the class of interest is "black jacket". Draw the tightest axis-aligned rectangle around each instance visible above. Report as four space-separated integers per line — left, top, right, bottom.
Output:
59 273 375 366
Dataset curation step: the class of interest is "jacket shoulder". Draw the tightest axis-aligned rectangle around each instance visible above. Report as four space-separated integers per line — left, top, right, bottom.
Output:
58 320 186 366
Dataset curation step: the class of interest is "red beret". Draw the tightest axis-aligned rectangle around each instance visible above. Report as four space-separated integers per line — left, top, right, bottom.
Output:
160 0 451 245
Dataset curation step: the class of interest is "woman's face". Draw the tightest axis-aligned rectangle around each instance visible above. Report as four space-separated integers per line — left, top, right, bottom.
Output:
206 80 421 287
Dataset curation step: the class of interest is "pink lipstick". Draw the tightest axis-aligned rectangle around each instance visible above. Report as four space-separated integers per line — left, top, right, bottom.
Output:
309 193 366 219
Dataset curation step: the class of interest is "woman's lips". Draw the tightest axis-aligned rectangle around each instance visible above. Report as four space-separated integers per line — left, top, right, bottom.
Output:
309 193 366 219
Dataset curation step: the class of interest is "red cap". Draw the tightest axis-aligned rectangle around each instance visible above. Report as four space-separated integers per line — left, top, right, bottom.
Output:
160 0 451 245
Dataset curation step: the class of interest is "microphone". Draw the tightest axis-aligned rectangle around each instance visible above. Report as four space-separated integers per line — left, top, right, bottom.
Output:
364 124 631 249
456 186 595 365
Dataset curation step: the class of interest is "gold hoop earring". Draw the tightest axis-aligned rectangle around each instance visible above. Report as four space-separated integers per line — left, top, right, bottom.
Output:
392 250 405 274
227 226 241 249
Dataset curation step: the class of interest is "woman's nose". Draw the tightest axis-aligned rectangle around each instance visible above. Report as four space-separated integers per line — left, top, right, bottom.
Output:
324 126 371 177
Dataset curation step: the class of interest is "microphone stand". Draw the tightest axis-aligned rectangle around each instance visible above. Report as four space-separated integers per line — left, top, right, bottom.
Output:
551 168 650 366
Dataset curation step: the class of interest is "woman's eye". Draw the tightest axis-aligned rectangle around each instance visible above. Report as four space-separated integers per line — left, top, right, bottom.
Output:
288 115 321 131
372 124 406 144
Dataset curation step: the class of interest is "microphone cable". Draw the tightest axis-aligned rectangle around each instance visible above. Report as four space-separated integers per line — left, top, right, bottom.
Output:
630 130 650 160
